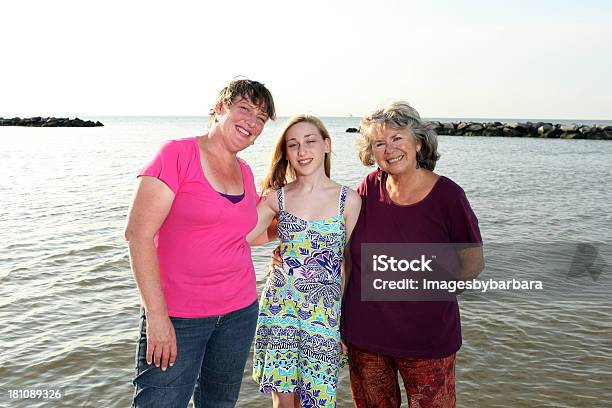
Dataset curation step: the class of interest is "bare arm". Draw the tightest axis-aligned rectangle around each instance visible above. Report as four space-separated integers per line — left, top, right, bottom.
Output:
342 247 352 296
247 192 279 246
340 189 361 354
458 245 485 281
341 190 362 293
124 176 176 371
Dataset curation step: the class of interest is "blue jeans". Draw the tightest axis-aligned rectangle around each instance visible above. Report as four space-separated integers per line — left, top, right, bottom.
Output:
132 300 258 408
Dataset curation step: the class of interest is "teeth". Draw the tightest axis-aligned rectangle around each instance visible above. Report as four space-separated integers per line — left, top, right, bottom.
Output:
237 126 250 136
388 155 403 163
298 159 312 165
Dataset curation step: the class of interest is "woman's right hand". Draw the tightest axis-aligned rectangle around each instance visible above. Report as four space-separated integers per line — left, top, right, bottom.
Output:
340 339 348 355
145 314 177 371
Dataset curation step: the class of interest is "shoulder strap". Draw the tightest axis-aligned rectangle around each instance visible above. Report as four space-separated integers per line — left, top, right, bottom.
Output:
277 187 285 211
338 185 348 215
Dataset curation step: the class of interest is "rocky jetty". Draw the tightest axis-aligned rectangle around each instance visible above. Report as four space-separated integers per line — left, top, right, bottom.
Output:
347 121 612 140
0 117 103 127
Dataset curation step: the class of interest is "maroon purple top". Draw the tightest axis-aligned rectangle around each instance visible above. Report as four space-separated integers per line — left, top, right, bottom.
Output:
341 170 482 359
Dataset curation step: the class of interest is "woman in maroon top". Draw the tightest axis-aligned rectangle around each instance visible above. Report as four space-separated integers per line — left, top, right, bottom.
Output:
340 101 485 408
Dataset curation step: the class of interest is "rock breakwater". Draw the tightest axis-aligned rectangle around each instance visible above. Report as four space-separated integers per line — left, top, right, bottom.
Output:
347 121 612 140
0 117 103 127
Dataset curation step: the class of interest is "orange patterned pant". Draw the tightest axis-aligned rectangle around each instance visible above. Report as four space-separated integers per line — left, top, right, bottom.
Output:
348 343 456 408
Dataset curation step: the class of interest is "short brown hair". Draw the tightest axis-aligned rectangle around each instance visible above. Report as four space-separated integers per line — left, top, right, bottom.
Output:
208 79 276 127
358 101 440 170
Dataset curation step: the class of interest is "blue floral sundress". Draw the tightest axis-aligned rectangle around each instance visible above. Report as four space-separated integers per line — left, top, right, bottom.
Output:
253 186 348 408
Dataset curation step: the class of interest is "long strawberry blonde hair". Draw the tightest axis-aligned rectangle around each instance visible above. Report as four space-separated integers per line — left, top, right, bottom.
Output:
261 114 332 196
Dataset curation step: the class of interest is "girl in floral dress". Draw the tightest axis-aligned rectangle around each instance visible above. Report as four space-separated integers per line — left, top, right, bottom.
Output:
247 115 361 408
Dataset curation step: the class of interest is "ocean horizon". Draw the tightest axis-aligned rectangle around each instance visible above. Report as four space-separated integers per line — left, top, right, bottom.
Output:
68 115 612 125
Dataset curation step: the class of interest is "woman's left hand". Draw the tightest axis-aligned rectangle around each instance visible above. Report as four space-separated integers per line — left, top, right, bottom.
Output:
268 245 283 276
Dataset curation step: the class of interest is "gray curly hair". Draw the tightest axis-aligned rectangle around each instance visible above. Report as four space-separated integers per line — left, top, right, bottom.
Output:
357 101 440 170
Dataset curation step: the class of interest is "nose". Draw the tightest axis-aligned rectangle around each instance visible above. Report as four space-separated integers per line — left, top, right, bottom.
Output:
384 137 400 155
384 143 393 155
245 114 256 128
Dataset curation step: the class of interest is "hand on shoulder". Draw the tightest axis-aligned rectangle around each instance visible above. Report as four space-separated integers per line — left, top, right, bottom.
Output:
259 188 281 214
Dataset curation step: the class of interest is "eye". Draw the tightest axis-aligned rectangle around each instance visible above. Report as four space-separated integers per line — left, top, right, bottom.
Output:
392 135 403 141
307 140 315 144
373 141 385 149
257 116 267 124
287 143 298 149
240 106 249 111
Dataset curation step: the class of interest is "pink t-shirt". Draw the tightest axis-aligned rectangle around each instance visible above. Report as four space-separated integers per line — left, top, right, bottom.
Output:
138 137 258 318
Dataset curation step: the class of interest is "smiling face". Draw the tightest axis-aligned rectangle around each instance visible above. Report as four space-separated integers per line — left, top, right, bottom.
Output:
215 96 269 152
285 121 330 177
372 126 421 175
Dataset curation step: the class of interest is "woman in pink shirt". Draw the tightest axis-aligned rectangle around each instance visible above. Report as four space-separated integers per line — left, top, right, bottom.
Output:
124 79 275 408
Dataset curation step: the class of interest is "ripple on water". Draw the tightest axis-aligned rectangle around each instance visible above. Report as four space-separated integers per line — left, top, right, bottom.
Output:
1 122 611 407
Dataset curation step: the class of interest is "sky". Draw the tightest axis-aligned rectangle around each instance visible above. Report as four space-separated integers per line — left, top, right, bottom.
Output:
1 0 611 119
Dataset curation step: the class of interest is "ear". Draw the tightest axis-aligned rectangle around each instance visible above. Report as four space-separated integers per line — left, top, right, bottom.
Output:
324 138 331 153
215 102 225 116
